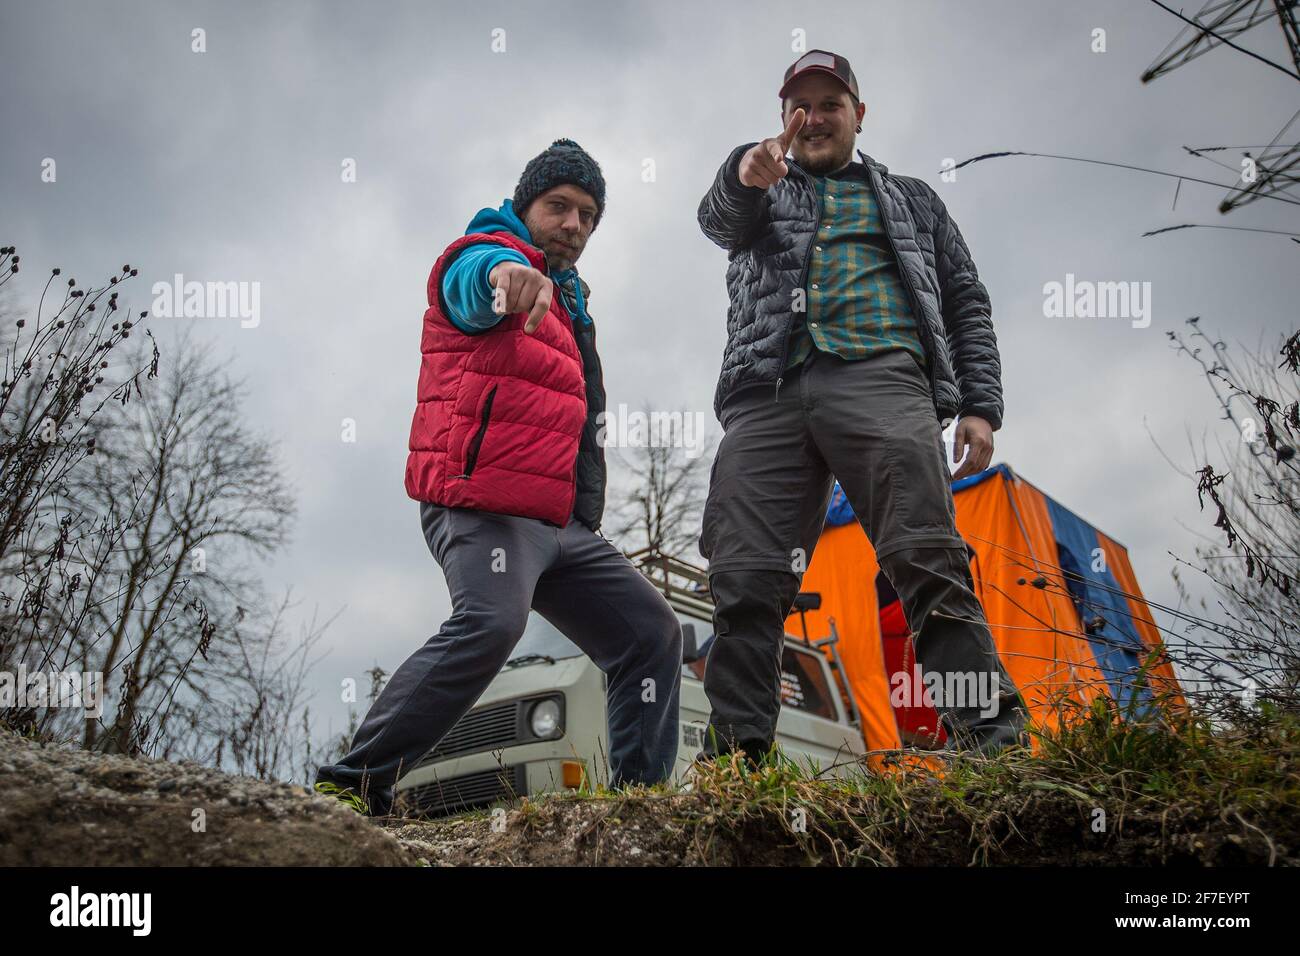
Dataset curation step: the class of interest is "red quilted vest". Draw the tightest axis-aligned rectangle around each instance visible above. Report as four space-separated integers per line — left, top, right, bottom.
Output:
404 231 587 525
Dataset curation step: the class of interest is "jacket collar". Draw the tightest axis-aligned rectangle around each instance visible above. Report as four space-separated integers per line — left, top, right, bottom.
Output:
857 149 888 176
788 149 889 181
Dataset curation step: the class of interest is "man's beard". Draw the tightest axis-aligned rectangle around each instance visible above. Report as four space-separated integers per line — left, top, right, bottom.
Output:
541 236 581 272
794 138 855 176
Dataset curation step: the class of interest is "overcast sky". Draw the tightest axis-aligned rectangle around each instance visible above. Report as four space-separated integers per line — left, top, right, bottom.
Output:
3 0 1297 740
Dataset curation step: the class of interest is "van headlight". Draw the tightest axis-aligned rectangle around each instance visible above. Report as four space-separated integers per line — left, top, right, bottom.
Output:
529 698 563 739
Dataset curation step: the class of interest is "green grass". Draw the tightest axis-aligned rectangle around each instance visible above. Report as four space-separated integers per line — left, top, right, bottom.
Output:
405 699 1299 865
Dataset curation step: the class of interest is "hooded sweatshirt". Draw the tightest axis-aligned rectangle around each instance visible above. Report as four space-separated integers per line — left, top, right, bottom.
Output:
441 199 593 332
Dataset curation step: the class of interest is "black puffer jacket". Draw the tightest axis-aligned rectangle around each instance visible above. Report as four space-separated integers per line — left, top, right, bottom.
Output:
697 143 1003 430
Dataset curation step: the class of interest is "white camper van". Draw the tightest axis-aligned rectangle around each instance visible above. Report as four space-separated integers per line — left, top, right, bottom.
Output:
395 551 866 817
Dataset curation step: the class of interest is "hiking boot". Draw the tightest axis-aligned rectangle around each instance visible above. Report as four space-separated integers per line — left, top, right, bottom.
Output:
314 780 370 815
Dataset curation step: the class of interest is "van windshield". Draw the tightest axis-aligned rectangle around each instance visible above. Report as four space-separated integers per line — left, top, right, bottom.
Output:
507 613 584 665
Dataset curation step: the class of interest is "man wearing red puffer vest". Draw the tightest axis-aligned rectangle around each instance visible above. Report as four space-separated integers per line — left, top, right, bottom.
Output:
314 140 683 816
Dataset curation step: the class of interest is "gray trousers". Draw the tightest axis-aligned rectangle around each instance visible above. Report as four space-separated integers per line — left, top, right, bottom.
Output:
317 504 683 814
698 348 1028 757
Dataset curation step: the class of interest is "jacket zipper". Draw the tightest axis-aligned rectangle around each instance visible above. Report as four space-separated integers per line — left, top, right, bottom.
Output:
867 164 939 400
456 384 499 479
775 166 824 403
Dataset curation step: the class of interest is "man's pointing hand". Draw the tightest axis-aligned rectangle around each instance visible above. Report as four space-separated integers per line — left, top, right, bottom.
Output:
489 261 553 334
738 108 806 189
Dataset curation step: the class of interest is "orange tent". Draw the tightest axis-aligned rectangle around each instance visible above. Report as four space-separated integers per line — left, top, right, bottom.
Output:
784 463 1185 760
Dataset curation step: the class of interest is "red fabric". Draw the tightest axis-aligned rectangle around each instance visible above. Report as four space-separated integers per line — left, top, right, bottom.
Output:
878 598 947 745
878 598 908 640
404 231 588 525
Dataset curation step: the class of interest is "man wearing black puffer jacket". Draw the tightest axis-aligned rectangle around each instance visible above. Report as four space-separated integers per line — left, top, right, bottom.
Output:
696 50 1030 763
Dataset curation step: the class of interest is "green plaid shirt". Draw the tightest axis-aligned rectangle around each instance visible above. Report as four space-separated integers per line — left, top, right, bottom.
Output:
785 163 927 372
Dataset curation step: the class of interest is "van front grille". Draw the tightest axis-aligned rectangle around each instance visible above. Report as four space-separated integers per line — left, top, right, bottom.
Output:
401 765 527 817
415 700 522 766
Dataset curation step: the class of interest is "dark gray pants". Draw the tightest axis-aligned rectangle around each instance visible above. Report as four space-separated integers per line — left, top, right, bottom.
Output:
698 348 1027 757
317 504 683 814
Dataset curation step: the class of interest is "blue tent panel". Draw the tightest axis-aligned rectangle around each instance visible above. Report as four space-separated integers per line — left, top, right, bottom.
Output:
1043 496 1153 713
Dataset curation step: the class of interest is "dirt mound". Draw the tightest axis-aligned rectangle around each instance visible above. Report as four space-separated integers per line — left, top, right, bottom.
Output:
4 714 1295 867
381 773 1297 867
383 788 1295 867
0 733 410 866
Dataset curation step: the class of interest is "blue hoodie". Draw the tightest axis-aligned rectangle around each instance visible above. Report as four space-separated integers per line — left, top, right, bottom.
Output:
441 199 592 333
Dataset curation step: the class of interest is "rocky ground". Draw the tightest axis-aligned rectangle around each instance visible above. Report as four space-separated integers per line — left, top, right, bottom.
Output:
0 733 409 865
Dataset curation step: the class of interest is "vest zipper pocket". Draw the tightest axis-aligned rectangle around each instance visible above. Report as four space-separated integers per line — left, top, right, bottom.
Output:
457 384 498 479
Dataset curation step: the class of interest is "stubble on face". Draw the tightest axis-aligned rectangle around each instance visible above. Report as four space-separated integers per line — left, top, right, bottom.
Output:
544 245 578 272
793 133 855 176
534 229 580 271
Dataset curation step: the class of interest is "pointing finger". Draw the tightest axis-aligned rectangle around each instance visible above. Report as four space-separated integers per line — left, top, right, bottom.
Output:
492 270 512 314
524 281 552 334
777 108 806 151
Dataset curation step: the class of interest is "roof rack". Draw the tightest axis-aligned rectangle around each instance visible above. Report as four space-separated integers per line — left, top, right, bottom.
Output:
626 546 715 618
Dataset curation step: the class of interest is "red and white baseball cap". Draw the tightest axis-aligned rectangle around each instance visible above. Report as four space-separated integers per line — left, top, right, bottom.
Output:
778 49 860 101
